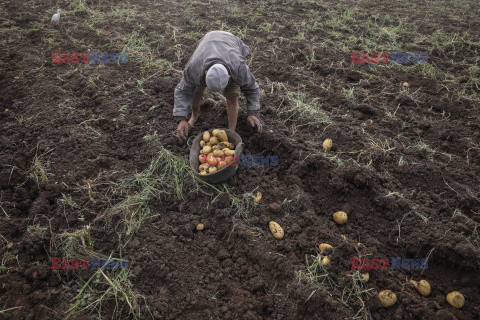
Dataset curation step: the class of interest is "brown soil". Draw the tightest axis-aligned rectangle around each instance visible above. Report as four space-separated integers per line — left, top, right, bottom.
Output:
1 0 479 319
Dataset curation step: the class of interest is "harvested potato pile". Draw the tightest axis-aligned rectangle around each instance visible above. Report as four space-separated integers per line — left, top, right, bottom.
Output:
198 129 235 175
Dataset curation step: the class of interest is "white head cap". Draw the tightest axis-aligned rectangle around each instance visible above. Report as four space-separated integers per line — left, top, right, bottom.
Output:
206 64 229 92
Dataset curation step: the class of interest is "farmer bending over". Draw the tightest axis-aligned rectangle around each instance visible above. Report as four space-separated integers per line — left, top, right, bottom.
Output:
174 31 262 142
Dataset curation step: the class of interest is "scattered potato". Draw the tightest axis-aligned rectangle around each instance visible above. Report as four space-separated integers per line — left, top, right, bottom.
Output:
417 280 431 296
378 290 397 308
361 273 369 282
253 192 262 203
333 211 348 225
409 280 418 288
446 291 465 308
321 256 330 266
196 223 205 231
269 221 284 239
323 138 333 151
403 82 409 88
203 131 211 142
213 149 224 157
318 243 333 252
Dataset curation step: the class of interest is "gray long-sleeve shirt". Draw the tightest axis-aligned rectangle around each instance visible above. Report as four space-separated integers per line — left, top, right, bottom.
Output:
173 31 260 121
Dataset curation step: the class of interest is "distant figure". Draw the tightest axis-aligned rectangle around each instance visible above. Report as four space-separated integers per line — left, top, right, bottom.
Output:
51 9 61 23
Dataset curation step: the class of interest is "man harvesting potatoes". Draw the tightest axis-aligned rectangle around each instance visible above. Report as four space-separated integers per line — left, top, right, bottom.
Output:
174 31 262 142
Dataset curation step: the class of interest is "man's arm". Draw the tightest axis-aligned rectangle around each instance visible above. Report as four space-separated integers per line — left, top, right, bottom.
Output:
173 75 196 122
236 63 260 117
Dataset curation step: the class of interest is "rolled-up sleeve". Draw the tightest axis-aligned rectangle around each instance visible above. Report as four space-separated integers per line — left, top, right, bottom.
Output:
237 63 260 116
173 75 195 121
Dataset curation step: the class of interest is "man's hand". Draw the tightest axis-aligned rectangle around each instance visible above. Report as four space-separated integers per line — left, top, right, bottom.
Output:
247 115 263 132
177 120 189 143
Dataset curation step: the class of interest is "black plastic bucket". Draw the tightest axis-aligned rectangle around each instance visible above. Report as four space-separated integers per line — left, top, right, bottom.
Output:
188 129 244 184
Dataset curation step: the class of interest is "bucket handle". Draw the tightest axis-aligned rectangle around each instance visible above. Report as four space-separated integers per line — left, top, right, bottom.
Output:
235 142 245 154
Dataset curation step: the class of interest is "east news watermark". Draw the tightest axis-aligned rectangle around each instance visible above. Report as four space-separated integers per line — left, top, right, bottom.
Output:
51 51 128 64
351 51 428 64
351 257 428 270
51 257 128 270
231 154 278 167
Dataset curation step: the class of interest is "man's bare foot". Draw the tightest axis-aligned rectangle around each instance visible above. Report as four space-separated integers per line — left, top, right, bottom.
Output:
188 114 199 126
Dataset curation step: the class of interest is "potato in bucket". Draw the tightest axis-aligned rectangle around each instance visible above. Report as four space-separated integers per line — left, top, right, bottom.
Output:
188 128 243 184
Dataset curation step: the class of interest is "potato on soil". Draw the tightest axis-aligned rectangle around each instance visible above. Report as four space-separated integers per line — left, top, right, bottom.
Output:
253 192 262 203
321 256 330 266
196 223 204 231
323 138 333 151
318 243 333 252
333 211 348 224
378 290 397 307
269 221 284 239
417 280 431 296
446 291 465 308
203 131 211 142
361 273 369 282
